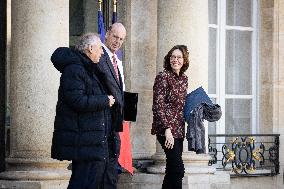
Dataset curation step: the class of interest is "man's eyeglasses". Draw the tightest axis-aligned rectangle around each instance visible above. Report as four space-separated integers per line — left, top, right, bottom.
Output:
170 55 183 61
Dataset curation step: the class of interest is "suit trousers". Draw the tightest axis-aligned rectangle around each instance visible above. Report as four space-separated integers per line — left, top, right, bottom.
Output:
157 136 185 189
67 157 118 189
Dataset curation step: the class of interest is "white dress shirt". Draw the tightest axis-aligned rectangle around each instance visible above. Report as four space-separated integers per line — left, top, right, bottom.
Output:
102 44 125 91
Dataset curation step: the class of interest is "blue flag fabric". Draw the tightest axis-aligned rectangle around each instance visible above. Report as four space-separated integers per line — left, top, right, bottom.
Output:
98 10 105 43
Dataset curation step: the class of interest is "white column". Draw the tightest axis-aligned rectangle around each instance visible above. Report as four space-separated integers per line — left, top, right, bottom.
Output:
125 0 158 159
0 1 70 188
118 1 231 188
273 0 284 187
149 0 215 175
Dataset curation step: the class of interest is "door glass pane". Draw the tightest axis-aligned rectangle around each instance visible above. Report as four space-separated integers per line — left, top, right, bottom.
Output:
209 28 217 94
225 30 252 95
225 99 251 134
209 0 218 24
227 0 252 27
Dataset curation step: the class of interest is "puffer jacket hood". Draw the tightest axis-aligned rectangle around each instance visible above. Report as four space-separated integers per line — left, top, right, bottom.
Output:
51 47 82 73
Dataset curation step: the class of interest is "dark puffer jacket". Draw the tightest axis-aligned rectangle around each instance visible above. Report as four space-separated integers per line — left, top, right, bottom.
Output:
51 47 119 161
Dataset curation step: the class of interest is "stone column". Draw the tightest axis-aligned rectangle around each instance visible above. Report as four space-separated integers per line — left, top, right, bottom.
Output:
150 0 210 168
156 0 208 90
273 0 284 187
123 0 158 159
83 0 98 33
147 1 230 188
0 1 70 189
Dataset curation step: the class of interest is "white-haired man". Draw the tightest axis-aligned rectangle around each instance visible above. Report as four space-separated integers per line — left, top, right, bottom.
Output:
50 33 119 189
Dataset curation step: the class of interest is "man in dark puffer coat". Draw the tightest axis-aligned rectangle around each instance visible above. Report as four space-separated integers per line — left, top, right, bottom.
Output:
51 33 120 189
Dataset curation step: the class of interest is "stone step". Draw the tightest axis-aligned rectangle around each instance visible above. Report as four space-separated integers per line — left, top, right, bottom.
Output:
118 171 231 189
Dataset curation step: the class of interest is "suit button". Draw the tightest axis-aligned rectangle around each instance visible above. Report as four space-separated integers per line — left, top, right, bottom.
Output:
102 140 105 143
102 123 105 126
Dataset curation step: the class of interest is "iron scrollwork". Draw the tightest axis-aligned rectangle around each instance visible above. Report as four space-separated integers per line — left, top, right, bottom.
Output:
208 134 280 176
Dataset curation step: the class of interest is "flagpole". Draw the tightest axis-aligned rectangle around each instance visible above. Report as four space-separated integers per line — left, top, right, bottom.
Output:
98 0 102 11
113 0 117 13
112 0 117 24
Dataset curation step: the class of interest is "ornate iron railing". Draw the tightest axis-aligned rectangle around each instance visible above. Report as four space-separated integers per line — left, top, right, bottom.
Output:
208 134 280 176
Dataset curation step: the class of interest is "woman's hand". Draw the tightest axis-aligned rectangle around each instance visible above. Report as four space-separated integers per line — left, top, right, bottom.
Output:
165 128 174 149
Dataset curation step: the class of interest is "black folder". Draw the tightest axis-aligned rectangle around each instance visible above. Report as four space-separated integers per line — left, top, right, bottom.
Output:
124 91 138 122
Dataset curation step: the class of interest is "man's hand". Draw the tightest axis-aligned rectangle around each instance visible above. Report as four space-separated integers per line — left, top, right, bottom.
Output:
164 128 174 149
108 95 115 107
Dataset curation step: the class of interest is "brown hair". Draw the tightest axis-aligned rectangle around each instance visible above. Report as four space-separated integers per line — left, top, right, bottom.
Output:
163 45 189 75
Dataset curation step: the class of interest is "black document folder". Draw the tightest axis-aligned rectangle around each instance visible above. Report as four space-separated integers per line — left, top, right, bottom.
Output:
124 91 138 122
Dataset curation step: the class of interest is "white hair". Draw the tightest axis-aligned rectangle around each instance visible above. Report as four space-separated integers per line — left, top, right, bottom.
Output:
75 33 100 53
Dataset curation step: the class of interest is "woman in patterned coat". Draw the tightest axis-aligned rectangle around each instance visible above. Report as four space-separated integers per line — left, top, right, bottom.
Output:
151 45 189 189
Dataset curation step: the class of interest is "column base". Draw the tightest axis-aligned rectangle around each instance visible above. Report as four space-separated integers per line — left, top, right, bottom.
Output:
0 170 71 180
0 180 69 189
0 158 71 189
0 170 71 189
148 152 216 174
147 163 216 174
118 172 230 189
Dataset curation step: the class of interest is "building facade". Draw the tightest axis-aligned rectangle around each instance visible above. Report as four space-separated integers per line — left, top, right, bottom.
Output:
0 0 283 188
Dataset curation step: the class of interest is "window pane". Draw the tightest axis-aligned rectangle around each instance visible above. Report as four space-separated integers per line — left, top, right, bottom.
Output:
208 28 217 94
209 0 218 24
226 0 252 27
225 99 251 134
225 30 252 95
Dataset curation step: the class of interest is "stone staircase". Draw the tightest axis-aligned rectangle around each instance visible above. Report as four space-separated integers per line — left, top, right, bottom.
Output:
118 152 231 189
